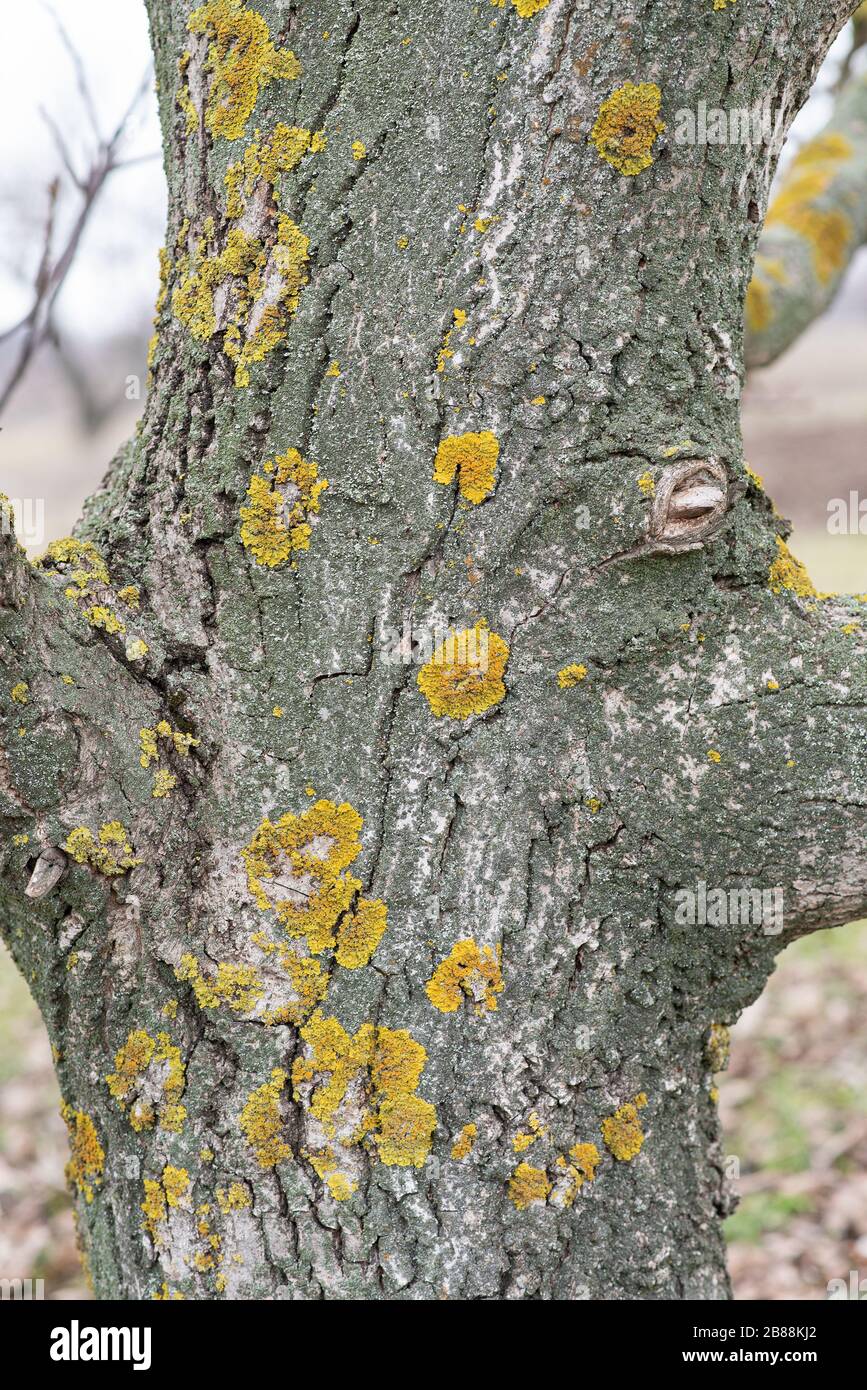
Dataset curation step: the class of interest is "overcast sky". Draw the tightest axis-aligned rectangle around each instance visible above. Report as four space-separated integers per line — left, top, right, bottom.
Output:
0 0 164 342
0 3 857 347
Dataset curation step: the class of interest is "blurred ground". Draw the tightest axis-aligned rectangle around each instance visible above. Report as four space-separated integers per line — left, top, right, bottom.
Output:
0 944 86 1298
723 922 867 1300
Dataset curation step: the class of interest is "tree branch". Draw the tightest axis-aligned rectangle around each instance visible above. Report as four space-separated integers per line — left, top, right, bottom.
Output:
745 64 867 368
0 14 153 419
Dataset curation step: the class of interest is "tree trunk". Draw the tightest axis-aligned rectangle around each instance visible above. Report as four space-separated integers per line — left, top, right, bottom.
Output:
2 0 865 1301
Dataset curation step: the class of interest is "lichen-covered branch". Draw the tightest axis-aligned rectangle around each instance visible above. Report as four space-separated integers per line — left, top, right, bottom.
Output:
745 62 867 368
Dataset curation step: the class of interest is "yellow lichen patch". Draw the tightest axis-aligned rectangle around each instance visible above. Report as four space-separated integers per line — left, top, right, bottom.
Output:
590 83 664 176
745 276 773 333
36 537 110 590
10 681 29 705
239 447 328 566
662 440 698 459
508 1161 551 1210
292 1012 437 1170
187 0 300 142
451 1122 478 1160
437 336 455 374
351 140 367 160
224 124 321 216
425 939 504 1015
637 470 656 496
141 1180 168 1240
489 0 550 13
106 1029 187 1133
176 954 264 1015
82 605 126 635
294 1017 378 1130
513 1111 544 1152
768 536 817 599
748 253 790 333
194 1201 224 1267
557 663 587 689
755 256 789 288
241 799 363 954
569 1141 601 1182
173 209 310 388
142 1165 191 1243
334 897 388 969
551 1141 601 1207
117 584 141 609
140 721 199 768
35 538 141 642
601 1093 647 1161
433 430 499 504
61 1104 105 1203
765 162 853 285
251 936 330 1025
436 309 471 375
148 248 172 370
239 1069 292 1168
417 621 509 719
793 132 853 169
139 719 199 797
163 1165 190 1207
216 1182 251 1214
152 769 178 799
376 1094 438 1167
64 822 140 877
705 1022 731 1072
172 229 244 340
326 1172 357 1201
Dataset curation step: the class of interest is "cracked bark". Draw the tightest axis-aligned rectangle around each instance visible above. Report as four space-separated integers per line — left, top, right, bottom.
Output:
1 0 865 1301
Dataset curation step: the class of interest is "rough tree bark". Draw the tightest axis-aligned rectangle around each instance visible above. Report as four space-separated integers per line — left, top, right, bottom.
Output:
1 0 865 1302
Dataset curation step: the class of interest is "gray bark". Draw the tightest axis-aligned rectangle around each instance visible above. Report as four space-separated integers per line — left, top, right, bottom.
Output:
1 0 865 1301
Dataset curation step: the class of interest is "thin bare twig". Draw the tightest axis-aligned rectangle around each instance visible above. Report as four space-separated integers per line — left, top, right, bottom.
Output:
41 1 102 142
0 14 154 419
0 179 59 352
39 105 84 190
